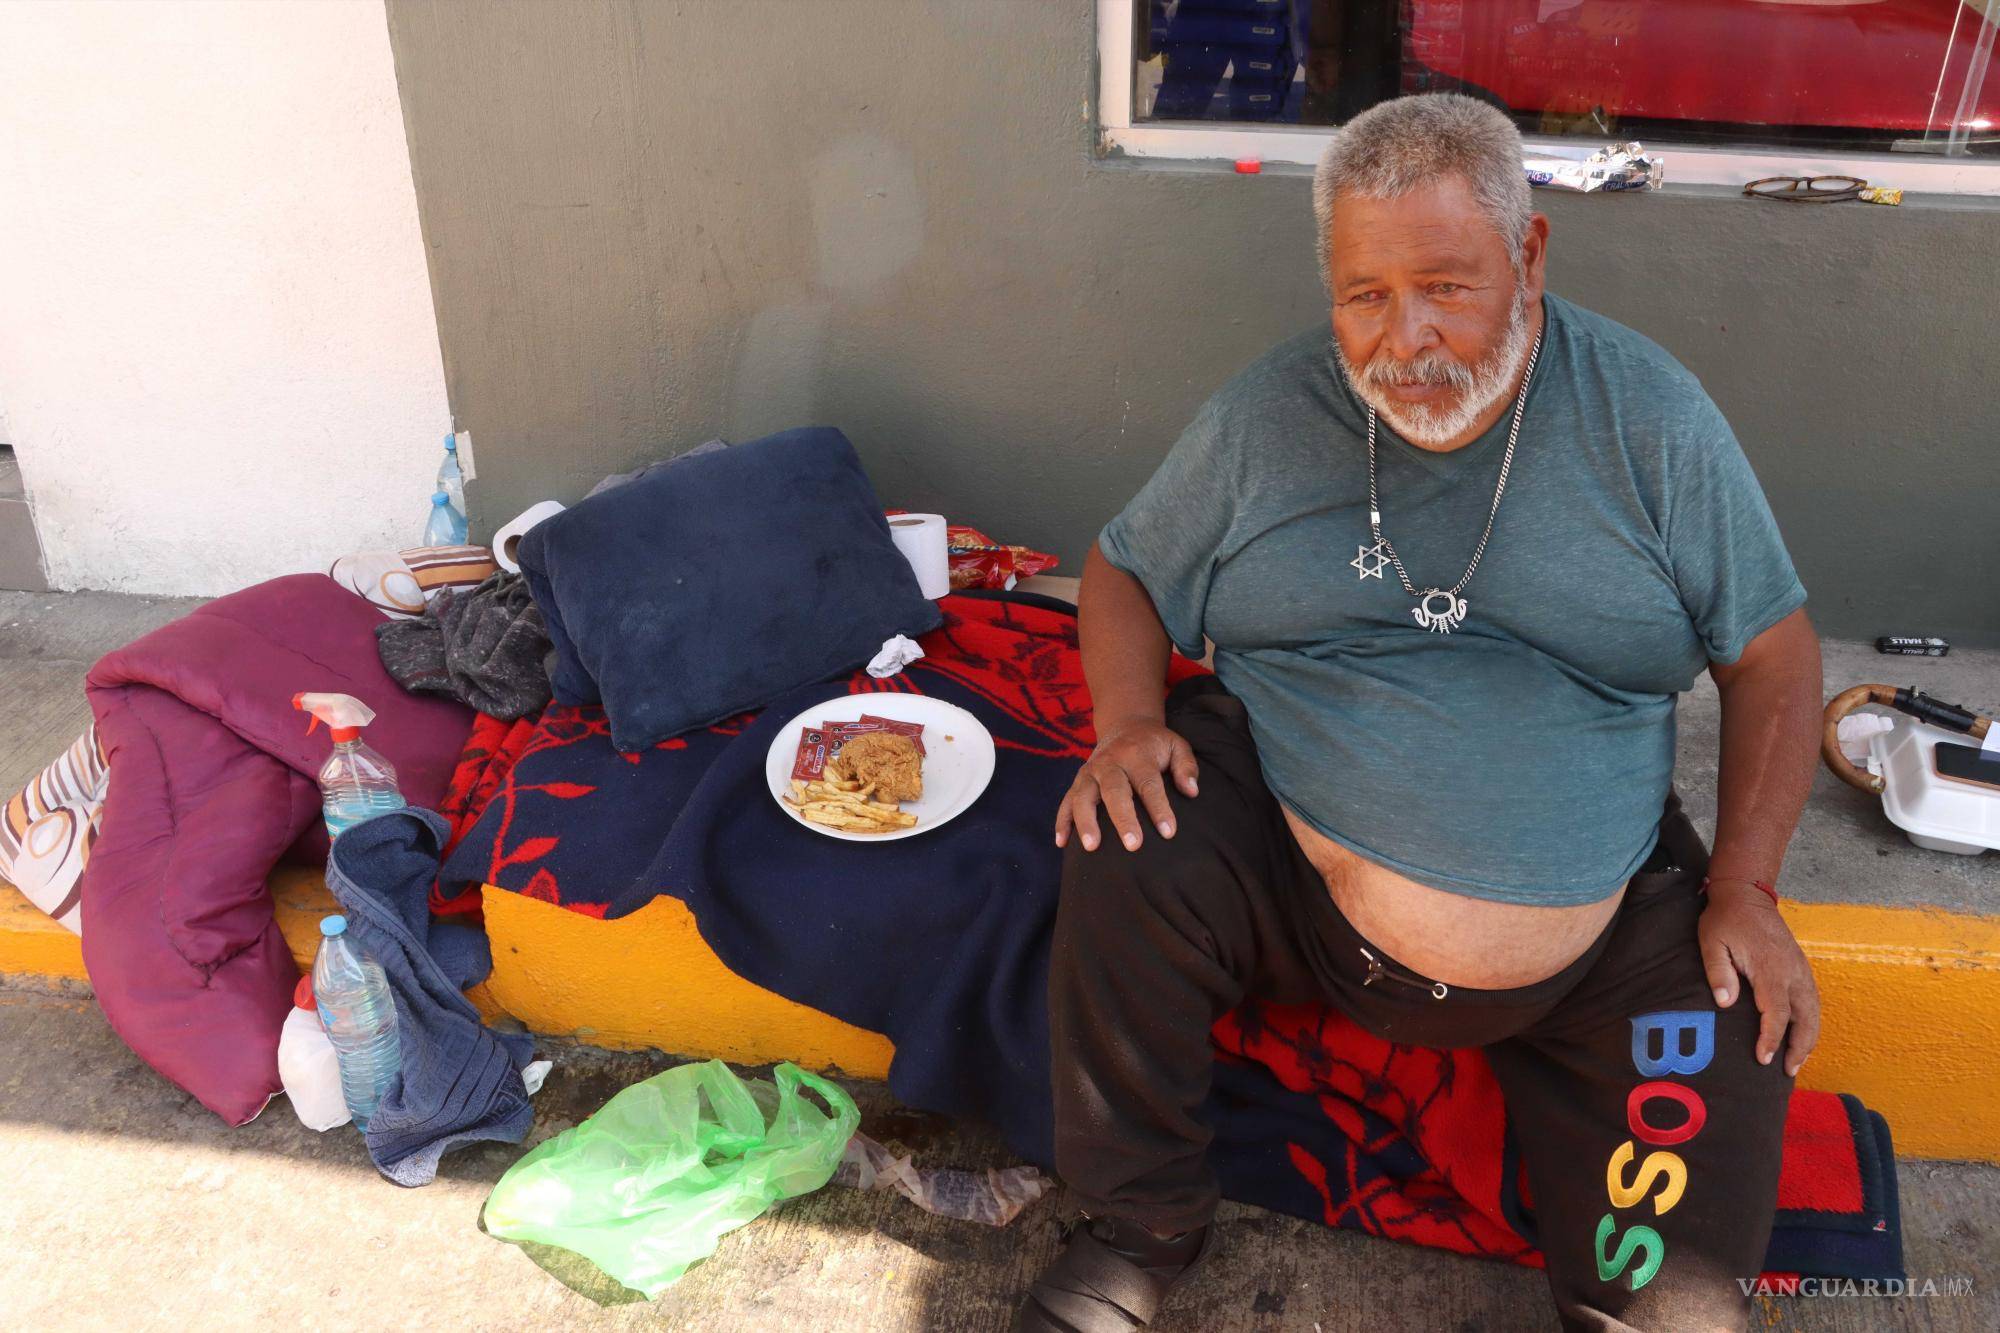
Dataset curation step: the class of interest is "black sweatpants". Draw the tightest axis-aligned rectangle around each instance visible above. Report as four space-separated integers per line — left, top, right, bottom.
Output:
1050 679 1793 1331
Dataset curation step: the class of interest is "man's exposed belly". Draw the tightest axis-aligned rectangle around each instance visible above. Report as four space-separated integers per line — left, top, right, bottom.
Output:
1281 807 1625 989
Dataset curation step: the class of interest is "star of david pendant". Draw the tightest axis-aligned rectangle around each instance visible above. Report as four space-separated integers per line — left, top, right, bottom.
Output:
1413 589 1468 634
1350 541 1388 581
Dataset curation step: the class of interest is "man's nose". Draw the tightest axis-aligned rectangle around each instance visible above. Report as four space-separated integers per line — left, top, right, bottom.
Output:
1382 294 1440 362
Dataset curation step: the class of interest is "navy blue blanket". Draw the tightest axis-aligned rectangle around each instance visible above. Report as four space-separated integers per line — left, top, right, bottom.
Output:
440 593 1901 1278
443 594 1105 1162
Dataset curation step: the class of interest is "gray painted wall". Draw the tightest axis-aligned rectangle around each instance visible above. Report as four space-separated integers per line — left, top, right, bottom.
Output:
385 0 1999 646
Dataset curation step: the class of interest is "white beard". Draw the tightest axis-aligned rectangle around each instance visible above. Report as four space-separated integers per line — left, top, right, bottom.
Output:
1335 290 1533 449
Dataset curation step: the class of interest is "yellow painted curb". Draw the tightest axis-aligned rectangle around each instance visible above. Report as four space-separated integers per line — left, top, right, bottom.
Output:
2 873 503 1022
1782 900 2000 1162
478 884 894 1078
0 883 87 980
6 876 1995 1161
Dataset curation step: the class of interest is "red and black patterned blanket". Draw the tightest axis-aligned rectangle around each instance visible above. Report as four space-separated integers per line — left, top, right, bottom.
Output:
436 592 1900 1280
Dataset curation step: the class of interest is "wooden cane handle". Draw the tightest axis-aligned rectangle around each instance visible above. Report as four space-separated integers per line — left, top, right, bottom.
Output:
1821 684 1898 793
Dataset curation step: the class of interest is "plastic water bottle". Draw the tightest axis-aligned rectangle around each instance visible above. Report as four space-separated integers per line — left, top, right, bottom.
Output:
312 915 401 1131
422 489 467 546
293 692 407 837
318 735 406 837
278 975 350 1131
435 433 466 518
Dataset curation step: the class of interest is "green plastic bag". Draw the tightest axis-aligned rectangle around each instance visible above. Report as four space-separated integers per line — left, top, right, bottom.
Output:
483 1059 860 1297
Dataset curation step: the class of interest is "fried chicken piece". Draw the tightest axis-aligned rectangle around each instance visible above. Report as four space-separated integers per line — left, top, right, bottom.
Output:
833 731 923 803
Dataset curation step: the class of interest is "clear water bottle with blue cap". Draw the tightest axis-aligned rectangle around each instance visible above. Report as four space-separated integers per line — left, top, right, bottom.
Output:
435 432 466 519
422 489 467 546
310 914 401 1131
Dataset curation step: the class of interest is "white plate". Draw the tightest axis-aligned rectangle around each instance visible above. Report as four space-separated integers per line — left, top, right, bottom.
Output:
764 694 996 842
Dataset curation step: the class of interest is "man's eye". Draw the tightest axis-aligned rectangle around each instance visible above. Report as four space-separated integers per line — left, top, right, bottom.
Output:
1350 291 1386 304
1432 282 1461 295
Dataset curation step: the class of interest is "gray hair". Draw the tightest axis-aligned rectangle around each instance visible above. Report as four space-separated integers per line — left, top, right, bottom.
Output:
1312 94 1532 290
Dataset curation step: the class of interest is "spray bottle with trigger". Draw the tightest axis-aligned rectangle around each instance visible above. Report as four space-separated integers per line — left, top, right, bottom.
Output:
293 693 407 838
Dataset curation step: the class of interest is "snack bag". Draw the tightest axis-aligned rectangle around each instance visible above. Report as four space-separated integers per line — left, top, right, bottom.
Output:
883 512 1058 591
945 524 1059 591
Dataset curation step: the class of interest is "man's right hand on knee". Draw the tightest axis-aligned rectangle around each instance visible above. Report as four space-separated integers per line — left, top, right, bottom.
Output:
1054 718 1200 853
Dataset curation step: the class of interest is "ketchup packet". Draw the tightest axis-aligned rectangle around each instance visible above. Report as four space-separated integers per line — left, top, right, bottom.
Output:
790 715 928 782
791 726 834 781
852 714 927 756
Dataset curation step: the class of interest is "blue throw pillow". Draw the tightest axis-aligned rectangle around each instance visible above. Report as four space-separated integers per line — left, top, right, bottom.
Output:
518 427 942 751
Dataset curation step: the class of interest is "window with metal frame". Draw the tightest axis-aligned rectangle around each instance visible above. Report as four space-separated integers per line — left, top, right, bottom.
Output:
1099 0 2000 195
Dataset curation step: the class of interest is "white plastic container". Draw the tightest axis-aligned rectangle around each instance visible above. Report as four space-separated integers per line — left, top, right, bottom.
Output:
278 976 351 1131
1867 717 2000 855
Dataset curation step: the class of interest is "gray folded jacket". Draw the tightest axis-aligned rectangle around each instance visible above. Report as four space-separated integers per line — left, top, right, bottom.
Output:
376 570 552 721
585 436 727 498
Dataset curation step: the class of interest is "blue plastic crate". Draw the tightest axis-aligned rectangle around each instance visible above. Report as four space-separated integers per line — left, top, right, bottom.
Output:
1176 0 1288 14
1152 68 1227 119
1224 74 1289 120
1159 11 1289 50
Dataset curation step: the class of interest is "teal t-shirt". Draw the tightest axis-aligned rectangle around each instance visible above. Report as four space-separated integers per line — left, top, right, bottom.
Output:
1099 295 1806 905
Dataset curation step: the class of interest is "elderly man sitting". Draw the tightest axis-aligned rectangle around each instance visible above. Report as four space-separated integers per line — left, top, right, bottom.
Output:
1015 94 1824 1333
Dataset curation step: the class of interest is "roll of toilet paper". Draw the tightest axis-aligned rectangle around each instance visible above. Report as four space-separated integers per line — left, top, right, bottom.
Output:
888 513 951 599
492 500 567 574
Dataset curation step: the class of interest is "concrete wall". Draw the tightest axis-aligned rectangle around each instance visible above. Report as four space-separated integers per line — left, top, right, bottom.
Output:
0 1 450 596
385 0 2000 647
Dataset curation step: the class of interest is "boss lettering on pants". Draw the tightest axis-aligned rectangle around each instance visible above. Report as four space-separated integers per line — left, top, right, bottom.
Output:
1595 1009 1715 1291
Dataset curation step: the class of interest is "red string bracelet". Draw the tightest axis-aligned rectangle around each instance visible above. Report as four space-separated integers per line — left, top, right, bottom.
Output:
1703 876 1779 905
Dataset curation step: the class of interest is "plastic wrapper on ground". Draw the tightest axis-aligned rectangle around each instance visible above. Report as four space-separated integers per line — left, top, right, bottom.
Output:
834 1130 1051 1226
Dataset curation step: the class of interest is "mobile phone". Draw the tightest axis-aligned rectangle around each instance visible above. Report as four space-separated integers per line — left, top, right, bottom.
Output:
1934 742 2000 791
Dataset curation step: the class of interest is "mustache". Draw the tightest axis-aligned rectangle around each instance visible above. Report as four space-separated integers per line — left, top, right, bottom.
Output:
1360 351 1475 392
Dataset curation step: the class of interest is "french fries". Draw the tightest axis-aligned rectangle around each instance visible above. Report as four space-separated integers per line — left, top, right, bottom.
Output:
783 778 920 834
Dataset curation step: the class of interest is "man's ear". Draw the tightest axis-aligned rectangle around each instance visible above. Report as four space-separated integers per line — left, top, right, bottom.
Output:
1519 213 1551 300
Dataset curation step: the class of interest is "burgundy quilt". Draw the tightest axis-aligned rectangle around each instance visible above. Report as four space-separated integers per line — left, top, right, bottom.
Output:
82 574 473 1124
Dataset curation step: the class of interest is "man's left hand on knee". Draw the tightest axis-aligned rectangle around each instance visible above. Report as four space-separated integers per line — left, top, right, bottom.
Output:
1698 882 1821 1077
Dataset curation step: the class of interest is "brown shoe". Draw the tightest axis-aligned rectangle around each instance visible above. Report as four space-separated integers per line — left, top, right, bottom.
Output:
1011 1216 1217 1331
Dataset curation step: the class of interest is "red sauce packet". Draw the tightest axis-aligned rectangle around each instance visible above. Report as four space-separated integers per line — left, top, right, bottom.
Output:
791 726 833 781
792 715 928 782
853 714 927 756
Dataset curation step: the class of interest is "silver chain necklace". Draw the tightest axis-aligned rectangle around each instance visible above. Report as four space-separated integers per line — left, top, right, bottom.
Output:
1349 328 1544 634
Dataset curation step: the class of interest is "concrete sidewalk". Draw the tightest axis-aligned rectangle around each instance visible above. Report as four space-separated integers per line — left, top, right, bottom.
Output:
4 985 1995 1332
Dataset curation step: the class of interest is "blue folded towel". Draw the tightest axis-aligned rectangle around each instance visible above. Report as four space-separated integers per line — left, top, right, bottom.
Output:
325 808 536 1186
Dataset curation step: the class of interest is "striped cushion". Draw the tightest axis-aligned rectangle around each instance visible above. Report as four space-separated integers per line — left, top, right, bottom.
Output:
328 544 498 619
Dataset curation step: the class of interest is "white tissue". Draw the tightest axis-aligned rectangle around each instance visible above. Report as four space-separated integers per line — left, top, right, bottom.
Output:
1836 713 1894 765
522 1059 552 1097
867 634 925 679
